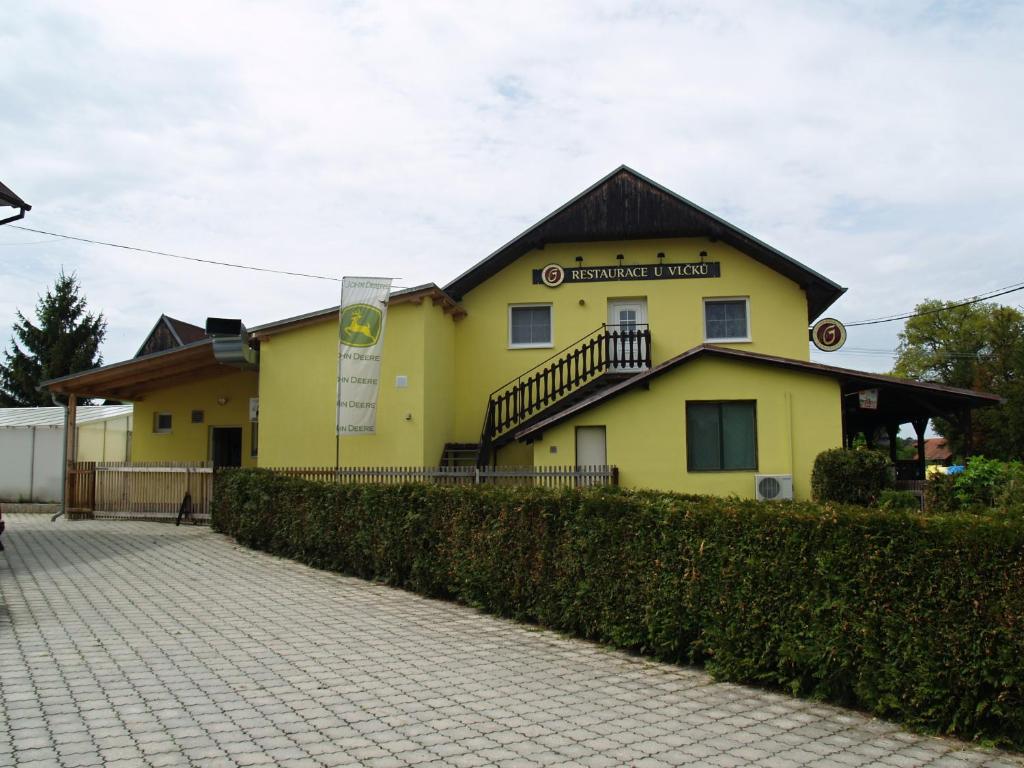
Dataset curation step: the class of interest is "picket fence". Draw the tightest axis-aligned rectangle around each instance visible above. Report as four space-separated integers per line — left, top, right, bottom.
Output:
63 462 618 524
67 461 214 523
272 464 619 487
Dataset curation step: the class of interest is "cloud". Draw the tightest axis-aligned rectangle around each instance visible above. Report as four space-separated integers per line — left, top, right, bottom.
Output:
0 0 1021 370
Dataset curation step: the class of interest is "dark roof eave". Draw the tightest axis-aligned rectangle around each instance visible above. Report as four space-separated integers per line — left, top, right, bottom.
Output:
515 345 1002 441
0 179 31 211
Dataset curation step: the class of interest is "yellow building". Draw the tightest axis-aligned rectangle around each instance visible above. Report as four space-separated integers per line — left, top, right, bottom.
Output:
44 167 999 500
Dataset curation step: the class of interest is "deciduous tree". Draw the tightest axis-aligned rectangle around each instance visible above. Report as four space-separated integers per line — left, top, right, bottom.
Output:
894 299 1024 459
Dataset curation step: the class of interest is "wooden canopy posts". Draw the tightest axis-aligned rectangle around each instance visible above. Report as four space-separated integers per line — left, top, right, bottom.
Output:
41 339 248 516
64 394 77 513
842 379 995 481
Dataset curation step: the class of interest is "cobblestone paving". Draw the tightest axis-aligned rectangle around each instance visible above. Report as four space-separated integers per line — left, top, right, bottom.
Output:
1 514 1020 768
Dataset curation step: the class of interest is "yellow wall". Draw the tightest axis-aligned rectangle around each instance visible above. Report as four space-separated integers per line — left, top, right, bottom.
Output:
119 233 831 494
421 301 457 466
257 301 457 468
131 370 259 466
530 355 842 500
452 237 812 440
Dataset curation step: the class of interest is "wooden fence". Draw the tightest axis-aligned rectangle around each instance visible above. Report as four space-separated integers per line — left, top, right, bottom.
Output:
67 461 214 523
271 464 619 488
62 462 618 525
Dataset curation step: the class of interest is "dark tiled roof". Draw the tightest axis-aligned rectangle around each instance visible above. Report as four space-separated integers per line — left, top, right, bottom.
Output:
165 316 207 345
915 437 953 462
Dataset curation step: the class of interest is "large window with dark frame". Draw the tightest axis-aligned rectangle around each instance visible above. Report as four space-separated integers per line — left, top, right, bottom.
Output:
686 401 757 471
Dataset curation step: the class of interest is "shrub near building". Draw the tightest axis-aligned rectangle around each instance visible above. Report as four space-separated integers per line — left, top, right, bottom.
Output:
926 457 1024 514
213 470 1024 748
811 448 892 506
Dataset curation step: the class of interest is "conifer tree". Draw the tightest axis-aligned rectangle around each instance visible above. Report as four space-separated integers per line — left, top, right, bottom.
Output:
0 271 107 406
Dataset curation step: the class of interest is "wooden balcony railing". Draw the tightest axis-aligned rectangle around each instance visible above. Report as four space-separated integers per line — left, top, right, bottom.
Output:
479 324 651 463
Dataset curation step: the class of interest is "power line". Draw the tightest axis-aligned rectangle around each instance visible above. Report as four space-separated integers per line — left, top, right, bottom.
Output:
845 281 1024 327
0 238 63 246
7 223 1021 325
819 347 996 359
7 224 344 283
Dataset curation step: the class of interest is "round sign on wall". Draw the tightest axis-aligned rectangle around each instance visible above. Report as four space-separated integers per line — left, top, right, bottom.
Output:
540 263 565 287
811 318 847 351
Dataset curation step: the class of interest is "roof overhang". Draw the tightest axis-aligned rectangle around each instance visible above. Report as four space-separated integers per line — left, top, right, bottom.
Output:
40 340 245 401
516 345 1002 441
444 166 846 322
250 283 464 341
0 179 31 226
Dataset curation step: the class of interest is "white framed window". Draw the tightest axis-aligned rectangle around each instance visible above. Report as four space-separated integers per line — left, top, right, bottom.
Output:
508 304 553 348
153 412 173 433
703 297 751 342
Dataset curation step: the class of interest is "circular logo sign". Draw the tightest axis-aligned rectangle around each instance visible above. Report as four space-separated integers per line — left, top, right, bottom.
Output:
540 263 565 287
340 303 383 348
811 318 847 352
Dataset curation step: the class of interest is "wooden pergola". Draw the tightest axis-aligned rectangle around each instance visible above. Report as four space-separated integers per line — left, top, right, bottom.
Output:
838 374 1001 477
41 339 243 510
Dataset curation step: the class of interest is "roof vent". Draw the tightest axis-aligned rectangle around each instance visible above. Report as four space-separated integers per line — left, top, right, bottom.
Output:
206 317 245 337
206 318 259 369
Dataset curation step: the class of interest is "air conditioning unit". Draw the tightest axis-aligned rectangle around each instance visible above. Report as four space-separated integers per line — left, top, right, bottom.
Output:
755 474 793 501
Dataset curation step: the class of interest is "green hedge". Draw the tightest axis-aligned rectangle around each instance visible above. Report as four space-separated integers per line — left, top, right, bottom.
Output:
213 470 1024 748
811 448 892 505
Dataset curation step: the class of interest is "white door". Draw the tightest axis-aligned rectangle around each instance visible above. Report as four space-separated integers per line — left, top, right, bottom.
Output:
576 425 607 469
607 299 648 370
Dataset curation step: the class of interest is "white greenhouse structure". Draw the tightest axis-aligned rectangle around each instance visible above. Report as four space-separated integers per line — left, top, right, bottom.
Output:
0 405 133 503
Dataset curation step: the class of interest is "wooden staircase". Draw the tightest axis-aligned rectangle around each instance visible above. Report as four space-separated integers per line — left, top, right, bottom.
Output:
475 324 651 465
439 442 482 467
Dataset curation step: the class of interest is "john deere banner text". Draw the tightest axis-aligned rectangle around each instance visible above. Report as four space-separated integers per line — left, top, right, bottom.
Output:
336 276 392 435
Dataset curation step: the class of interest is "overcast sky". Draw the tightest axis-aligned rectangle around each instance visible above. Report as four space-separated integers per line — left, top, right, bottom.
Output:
1 0 1022 369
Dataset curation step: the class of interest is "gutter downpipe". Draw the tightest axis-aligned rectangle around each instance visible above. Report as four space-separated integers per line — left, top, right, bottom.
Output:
0 206 28 227
51 393 66 522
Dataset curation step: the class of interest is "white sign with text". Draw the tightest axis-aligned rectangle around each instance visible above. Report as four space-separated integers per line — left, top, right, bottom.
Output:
336 276 392 435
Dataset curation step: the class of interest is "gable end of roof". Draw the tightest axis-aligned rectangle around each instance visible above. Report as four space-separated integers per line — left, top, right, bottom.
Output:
445 166 845 321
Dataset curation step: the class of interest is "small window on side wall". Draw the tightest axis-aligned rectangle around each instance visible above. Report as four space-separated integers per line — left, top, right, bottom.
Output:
686 401 757 471
509 304 552 348
154 413 172 433
704 298 750 342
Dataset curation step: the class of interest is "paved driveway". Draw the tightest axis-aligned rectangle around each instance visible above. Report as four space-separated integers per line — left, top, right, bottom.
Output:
0 514 1020 768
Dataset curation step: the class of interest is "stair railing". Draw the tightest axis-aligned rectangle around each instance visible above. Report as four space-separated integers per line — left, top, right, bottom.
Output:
477 323 651 463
